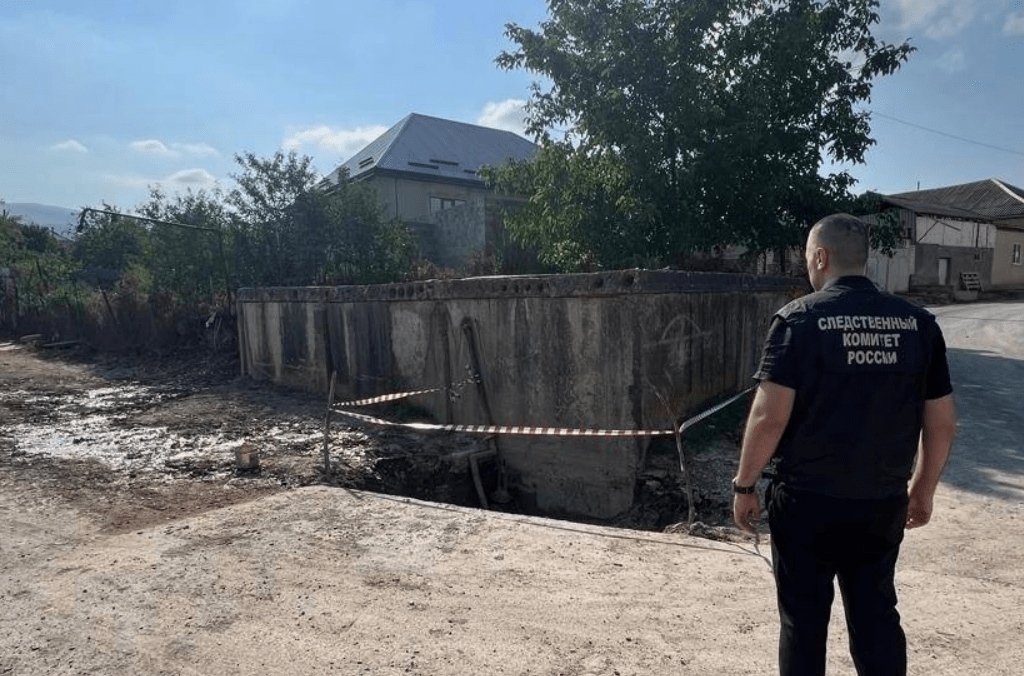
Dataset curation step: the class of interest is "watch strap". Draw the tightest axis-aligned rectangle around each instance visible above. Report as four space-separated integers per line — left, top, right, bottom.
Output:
732 479 757 494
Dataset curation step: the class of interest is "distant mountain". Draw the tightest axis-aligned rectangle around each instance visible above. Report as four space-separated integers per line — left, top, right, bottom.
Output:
1 202 80 238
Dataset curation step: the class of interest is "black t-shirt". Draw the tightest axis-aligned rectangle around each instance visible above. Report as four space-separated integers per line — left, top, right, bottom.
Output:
755 276 953 499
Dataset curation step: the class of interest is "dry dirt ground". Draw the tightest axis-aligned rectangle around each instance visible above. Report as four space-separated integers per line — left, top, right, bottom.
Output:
2 299 1023 676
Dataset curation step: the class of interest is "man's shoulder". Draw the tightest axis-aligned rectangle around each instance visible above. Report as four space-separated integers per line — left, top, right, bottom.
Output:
873 291 939 323
775 288 835 322
777 280 938 323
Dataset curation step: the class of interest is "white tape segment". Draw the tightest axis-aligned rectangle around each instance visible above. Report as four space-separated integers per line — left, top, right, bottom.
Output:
677 386 757 433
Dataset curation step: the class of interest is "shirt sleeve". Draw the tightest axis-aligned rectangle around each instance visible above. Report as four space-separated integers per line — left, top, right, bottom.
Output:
754 315 801 389
924 321 954 400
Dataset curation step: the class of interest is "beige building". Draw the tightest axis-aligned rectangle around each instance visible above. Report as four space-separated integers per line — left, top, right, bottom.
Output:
879 179 1024 292
323 113 537 270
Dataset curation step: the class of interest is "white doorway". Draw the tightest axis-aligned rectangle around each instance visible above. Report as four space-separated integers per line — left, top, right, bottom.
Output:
938 257 951 285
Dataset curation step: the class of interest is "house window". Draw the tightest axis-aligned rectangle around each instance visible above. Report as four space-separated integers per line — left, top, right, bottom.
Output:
430 197 465 213
1013 243 1022 266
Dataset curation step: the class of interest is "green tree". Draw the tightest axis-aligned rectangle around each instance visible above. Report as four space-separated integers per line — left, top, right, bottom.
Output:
138 187 233 302
228 150 416 286
493 0 914 270
485 140 657 271
846 190 905 256
0 210 25 261
73 205 152 290
228 150 320 286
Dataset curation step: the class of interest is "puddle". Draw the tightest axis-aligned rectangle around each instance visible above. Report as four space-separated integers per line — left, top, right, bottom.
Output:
1 378 450 491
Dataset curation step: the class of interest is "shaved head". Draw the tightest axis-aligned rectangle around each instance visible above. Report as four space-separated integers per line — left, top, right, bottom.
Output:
809 214 869 270
804 213 869 290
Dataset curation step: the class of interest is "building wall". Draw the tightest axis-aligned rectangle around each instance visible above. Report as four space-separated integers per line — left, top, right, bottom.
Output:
236 272 801 519
915 216 996 248
420 200 487 269
367 174 486 222
911 243 993 288
408 196 535 272
866 243 915 293
992 227 1024 288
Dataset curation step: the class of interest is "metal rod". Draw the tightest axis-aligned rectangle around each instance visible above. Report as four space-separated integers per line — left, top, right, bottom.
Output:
322 370 337 478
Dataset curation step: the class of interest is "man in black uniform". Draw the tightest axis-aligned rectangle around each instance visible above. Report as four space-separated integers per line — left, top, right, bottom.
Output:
733 213 957 676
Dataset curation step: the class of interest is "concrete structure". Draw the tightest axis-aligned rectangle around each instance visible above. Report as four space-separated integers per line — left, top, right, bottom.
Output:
408 195 537 272
865 243 915 294
323 114 537 271
237 271 801 519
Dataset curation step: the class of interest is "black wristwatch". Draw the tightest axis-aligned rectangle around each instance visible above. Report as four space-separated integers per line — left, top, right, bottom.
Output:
732 479 757 494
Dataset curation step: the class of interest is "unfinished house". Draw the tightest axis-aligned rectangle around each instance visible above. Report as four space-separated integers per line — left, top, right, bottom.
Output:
322 113 538 271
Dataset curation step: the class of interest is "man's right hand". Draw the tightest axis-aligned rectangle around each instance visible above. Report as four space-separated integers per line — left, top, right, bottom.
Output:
733 492 761 534
905 488 933 529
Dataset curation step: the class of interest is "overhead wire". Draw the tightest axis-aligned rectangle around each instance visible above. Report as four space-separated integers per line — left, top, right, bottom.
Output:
868 110 1024 159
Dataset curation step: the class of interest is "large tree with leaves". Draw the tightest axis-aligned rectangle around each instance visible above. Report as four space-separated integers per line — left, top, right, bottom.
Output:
227 150 416 286
490 0 913 270
137 187 234 302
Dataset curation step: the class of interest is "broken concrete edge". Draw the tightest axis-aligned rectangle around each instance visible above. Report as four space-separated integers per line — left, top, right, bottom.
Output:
281 485 755 554
235 270 806 304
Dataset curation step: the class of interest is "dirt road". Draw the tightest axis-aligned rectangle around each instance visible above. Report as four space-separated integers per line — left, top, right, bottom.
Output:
2 298 1023 675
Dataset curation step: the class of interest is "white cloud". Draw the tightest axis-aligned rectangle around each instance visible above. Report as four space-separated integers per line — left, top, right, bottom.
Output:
1005 11 1024 35
282 125 388 159
893 0 978 38
173 142 219 157
49 139 88 153
166 168 217 186
477 99 528 135
130 139 174 156
105 168 217 190
938 47 967 73
130 139 220 157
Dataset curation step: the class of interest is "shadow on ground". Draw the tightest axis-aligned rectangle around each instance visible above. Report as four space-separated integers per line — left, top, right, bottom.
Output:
943 347 1024 502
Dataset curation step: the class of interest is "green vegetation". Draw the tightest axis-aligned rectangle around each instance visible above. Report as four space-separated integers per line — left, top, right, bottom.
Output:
0 151 418 350
486 0 914 271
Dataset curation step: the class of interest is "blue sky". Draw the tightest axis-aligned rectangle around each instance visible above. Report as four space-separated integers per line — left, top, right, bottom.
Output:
2 0 1023 211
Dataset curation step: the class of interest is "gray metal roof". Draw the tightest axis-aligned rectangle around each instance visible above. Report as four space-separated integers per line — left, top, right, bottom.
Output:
324 113 537 186
886 178 1024 221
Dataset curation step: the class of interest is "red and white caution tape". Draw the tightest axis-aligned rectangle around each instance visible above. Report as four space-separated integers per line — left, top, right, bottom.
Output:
332 388 444 409
331 385 756 438
333 409 676 437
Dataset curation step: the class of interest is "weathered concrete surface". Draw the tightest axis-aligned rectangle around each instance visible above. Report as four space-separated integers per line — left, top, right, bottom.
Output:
1 479 1021 676
237 272 801 518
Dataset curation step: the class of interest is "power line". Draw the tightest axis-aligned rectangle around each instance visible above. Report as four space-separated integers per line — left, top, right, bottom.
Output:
869 110 1024 159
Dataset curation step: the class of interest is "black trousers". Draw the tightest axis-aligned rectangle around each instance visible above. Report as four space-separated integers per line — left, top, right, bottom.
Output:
767 483 909 676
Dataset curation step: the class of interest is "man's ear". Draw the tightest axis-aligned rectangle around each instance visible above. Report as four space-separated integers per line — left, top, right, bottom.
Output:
815 247 828 270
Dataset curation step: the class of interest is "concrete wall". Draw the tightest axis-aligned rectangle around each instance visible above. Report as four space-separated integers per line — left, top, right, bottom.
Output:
992 227 1024 288
416 200 487 269
866 244 914 293
911 243 993 288
237 271 801 519
408 196 536 273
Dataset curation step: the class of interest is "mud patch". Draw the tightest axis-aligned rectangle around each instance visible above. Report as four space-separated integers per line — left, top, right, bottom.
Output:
0 342 739 534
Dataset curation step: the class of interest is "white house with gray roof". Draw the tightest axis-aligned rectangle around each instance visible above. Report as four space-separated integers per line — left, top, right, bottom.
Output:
323 114 538 270
880 178 1024 292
